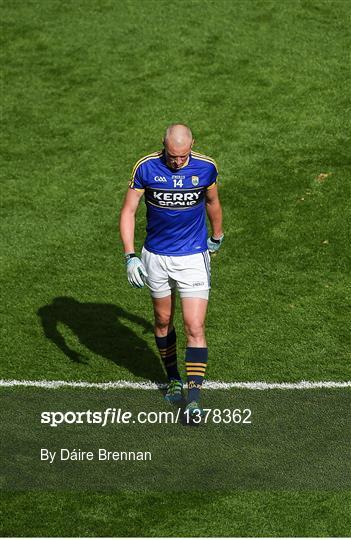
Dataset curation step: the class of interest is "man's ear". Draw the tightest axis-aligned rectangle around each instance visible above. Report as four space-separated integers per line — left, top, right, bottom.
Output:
162 138 165 147
191 139 195 148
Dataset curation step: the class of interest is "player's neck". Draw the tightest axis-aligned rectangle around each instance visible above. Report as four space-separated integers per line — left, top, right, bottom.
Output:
163 150 191 171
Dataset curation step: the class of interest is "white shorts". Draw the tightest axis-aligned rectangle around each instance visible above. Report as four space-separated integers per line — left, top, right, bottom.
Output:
141 247 211 299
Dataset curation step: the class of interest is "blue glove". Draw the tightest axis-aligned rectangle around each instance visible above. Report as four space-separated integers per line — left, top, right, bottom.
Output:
207 234 224 253
125 254 148 288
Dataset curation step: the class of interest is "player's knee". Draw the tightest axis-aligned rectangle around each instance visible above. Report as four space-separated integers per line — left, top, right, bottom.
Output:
154 313 172 332
184 321 205 340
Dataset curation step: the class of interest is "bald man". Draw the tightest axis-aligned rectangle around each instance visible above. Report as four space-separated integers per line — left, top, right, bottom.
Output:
119 124 224 420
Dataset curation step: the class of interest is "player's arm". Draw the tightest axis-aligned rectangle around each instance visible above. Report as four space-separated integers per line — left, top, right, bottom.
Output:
119 187 144 254
119 187 148 288
37 307 88 364
205 184 224 251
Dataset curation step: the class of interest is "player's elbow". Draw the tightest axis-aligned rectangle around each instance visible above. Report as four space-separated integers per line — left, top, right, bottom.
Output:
120 203 137 224
206 196 220 209
119 207 135 237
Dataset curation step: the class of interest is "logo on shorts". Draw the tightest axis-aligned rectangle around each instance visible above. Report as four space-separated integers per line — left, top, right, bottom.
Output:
192 281 204 287
192 175 199 186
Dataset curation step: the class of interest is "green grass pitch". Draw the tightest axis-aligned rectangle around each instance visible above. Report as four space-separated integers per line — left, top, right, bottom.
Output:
1 0 350 536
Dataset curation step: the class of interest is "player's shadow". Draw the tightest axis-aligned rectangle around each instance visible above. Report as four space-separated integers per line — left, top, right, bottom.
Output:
37 296 165 382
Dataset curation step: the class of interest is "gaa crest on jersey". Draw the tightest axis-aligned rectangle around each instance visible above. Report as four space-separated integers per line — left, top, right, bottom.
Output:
191 175 199 186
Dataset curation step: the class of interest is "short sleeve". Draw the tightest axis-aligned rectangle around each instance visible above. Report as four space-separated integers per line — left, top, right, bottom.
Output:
129 162 145 191
206 162 218 190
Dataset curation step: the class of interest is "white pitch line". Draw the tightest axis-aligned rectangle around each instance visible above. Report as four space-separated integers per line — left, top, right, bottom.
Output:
0 379 350 390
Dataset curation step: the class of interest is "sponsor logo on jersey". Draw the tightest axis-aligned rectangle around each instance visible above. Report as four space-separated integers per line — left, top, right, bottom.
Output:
192 175 199 186
154 176 167 182
145 188 205 208
171 175 185 181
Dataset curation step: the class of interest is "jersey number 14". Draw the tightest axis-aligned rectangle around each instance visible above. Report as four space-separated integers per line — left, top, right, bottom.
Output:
173 179 183 188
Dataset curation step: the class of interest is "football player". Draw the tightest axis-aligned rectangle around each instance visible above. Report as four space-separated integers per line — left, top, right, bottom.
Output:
119 124 224 419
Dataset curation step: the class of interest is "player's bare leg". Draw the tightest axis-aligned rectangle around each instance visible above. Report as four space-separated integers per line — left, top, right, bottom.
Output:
181 297 208 348
152 292 182 401
152 291 176 337
181 297 209 414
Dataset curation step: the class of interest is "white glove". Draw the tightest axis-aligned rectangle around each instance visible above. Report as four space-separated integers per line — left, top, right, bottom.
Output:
125 254 148 288
207 234 224 253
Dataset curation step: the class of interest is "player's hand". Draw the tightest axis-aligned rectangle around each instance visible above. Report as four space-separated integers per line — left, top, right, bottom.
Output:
125 254 148 288
207 234 224 253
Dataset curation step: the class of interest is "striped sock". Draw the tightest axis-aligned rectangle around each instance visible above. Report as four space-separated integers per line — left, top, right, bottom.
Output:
155 328 181 381
185 347 208 403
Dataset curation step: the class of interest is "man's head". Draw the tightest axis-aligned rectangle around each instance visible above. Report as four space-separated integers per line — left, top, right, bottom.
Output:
163 124 194 170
